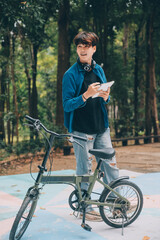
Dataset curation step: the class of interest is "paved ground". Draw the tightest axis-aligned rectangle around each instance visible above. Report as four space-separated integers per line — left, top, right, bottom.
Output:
0 169 160 240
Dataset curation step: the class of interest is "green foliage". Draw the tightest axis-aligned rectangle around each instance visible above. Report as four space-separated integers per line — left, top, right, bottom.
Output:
37 45 57 125
0 138 44 161
13 139 44 156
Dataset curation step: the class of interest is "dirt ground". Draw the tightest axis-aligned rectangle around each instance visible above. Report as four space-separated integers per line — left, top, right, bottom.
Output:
0 142 160 176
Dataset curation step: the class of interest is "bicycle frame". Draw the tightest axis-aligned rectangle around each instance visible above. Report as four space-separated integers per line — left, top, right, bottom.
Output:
29 132 129 209
40 172 130 208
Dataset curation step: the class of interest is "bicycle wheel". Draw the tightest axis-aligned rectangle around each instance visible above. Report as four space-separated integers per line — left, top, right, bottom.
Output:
9 195 38 240
99 180 143 228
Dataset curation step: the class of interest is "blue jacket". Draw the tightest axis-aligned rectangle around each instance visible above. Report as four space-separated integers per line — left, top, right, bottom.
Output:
62 62 110 133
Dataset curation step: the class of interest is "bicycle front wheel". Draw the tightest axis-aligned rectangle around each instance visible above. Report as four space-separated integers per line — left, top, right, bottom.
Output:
9 195 38 240
99 180 143 228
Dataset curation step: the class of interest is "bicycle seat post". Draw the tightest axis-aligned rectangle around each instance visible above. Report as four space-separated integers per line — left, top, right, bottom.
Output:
96 159 102 170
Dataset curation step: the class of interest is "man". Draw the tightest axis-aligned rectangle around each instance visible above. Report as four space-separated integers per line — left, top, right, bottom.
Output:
62 31 119 221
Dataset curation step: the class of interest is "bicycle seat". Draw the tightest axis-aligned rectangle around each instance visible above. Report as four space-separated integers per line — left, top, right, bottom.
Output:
89 148 115 159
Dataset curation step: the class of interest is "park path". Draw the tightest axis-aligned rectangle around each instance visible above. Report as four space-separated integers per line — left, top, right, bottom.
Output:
115 142 160 173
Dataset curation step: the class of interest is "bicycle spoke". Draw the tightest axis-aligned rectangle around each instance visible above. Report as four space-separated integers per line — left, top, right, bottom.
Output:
100 180 143 228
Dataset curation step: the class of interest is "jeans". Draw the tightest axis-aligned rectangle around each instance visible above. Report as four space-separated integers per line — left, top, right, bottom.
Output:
72 128 119 191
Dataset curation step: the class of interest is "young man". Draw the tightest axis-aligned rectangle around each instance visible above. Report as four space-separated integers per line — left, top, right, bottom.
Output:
62 31 119 221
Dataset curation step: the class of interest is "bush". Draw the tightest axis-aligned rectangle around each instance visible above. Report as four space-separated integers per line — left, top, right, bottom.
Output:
13 139 44 156
0 138 45 161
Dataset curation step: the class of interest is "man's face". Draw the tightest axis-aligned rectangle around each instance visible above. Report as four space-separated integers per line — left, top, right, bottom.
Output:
76 43 96 64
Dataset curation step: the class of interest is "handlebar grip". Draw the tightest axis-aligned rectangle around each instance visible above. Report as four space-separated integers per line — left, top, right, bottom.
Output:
25 115 38 123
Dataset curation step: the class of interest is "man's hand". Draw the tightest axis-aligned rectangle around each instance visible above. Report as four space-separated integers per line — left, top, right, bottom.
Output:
83 82 100 99
98 87 110 101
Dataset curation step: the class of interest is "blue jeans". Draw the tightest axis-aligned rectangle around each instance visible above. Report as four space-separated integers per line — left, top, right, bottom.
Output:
72 128 119 191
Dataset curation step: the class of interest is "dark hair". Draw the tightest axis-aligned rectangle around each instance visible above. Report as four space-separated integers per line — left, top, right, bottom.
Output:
73 31 99 46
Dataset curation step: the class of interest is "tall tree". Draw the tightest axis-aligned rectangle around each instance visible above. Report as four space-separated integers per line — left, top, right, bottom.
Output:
10 33 19 142
0 34 10 141
145 9 159 140
0 0 20 143
56 0 70 127
0 71 5 141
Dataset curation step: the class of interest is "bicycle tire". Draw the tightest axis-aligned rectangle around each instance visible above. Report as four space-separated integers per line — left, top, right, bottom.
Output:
99 180 143 228
9 195 38 240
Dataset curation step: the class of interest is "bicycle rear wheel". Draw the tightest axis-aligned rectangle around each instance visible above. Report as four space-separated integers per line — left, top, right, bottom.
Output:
99 180 143 228
9 195 38 240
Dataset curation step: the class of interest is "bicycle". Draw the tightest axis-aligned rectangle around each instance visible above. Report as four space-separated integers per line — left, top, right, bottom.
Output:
9 115 143 240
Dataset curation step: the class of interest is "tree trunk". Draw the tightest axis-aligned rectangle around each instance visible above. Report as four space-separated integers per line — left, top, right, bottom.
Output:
6 79 11 144
56 0 70 127
30 44 38 119
1 33 10 144
145 13 159 142
118 22 129 138
10 34 19 143
122 23 129 66
134 30 139 144
148 14 159 141
19 27 32 115
0 68 5 141
93 0 108 74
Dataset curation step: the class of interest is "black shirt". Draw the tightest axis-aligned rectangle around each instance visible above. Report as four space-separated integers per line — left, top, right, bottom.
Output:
72 70 105 134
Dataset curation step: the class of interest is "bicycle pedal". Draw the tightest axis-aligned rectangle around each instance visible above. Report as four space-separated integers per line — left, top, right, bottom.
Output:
81 223 92 231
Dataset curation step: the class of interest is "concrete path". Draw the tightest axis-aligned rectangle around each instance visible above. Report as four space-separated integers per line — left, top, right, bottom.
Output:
0 169 160 240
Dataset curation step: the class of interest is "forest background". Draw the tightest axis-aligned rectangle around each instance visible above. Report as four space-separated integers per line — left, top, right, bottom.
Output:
0 0 160 160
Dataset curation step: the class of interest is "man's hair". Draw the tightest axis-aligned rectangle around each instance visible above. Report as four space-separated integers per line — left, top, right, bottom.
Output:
73 31 99 46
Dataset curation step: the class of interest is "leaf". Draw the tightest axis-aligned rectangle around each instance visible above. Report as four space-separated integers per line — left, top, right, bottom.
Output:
40 207 46 210
142 236 150 240
11 185 17 187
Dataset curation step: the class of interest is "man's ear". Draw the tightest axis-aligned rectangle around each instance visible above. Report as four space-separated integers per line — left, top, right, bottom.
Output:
93 46 96 52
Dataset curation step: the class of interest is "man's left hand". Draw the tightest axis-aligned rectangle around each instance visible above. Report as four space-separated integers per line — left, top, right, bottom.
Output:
98 87 110 101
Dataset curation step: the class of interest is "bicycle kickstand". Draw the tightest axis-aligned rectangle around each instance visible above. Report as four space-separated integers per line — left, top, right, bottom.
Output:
121 208 129 235
81 208 92 232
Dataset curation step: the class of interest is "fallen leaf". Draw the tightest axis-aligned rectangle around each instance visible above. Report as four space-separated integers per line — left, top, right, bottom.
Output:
142 236 150 240
40 207 46 210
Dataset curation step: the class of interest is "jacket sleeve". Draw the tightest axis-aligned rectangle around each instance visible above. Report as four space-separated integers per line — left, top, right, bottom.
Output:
62 71 85 113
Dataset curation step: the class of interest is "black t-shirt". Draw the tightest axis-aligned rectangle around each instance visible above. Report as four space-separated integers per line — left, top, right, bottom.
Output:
72 70 105 134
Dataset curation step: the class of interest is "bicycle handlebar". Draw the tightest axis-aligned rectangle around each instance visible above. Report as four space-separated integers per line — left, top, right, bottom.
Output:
25 115 87 142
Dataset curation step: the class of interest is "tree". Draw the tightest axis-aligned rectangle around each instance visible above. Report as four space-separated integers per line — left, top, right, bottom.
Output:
56 0 70 127
0 0 21 143
145 6 159 140
10 33 19 142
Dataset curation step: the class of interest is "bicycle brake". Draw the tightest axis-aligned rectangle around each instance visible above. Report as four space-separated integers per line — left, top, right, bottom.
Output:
68 137 84 148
